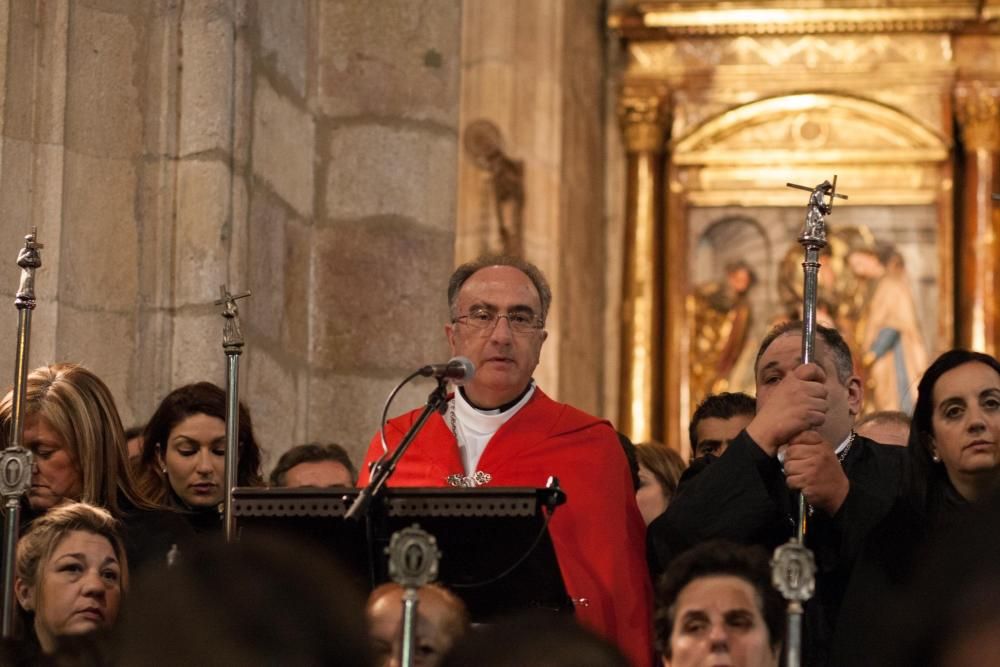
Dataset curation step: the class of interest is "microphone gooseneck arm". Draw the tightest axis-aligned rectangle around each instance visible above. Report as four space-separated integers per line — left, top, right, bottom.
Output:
347 377 450 521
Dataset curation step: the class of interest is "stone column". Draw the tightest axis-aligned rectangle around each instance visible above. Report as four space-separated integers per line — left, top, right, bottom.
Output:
617 88 668 443
955 80 1000 354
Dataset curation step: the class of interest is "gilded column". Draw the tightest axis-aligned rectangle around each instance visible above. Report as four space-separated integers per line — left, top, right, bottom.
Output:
617 88 669 443
955 81 1000 354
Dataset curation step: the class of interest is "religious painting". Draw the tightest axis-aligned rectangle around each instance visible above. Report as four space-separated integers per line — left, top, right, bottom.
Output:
687 204 939 417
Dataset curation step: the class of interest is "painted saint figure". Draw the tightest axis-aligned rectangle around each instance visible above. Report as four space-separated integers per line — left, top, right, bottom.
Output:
847 243 928 413
689 261 756 404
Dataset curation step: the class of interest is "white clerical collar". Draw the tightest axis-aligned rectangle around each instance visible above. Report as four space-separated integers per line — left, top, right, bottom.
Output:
454 382 536 428
447 383 536 484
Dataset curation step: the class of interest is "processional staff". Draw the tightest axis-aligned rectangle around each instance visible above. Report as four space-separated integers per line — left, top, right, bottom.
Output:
215 285 250 543
772 178 847 667
387 525 441 667
1 230 43 637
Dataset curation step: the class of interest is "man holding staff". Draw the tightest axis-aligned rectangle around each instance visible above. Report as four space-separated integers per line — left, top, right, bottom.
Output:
650 321 906 664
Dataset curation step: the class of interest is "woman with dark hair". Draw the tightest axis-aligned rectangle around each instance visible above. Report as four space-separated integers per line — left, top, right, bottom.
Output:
655 540 784 667
833 349 1000 665
906 348 1000 514
134 382 263 533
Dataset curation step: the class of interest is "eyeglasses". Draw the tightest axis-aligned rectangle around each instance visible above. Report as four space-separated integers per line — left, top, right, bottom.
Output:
453 309 544 334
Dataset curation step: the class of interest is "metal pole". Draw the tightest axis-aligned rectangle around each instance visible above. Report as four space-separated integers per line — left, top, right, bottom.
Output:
786 601 803 667
1 230 42 637
223 352 240 542
387 526 441 667
215 286 250 543
796 238 823 544
772 179 847 667
400 588 419 667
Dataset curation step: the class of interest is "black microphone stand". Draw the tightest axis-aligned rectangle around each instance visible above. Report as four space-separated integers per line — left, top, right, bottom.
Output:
345 378 449 589
346 378 450 521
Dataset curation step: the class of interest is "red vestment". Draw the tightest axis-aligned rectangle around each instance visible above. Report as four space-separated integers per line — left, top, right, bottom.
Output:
359 388 653 667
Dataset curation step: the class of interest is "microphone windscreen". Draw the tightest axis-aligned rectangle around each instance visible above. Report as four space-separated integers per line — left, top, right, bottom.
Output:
449 356 475 385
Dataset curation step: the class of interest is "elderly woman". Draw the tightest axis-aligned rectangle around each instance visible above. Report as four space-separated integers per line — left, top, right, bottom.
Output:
14 502 126 656
655 540 784 667
634 441 687 525
0 363 188 570
133 382 263 533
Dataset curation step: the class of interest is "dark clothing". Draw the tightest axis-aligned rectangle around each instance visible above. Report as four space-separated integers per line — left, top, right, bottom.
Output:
120 507 195 573
0 634 39 666
163 486 224 536
17 499 194 575
676 453 717 487
831 477 970 666
616 431 641 492
177 506 224 535
647 429 906 666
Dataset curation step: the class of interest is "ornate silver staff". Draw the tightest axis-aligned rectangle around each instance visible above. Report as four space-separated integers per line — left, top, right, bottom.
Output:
215 285 250 543
772 178 847 667
1 230 42 637
386 525 441 667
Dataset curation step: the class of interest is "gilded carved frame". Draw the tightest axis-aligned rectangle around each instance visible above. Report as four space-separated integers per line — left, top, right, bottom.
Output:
609 3 1000 454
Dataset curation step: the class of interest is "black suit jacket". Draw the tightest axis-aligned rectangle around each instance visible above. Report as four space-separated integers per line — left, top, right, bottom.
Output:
647 429 906 666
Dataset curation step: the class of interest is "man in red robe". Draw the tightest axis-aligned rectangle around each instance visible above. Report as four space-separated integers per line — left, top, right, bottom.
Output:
359 255 653 667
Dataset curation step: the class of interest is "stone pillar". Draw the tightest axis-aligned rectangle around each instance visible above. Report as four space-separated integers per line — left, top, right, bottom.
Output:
955 80 1000 354
311 0 461 464
617 88 668 443
456 0 607 414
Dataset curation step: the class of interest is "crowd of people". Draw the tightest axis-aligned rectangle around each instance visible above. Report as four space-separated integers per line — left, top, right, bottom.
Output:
0 254 997 666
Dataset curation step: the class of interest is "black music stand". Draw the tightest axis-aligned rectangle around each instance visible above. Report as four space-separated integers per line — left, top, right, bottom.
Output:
232 486 573 621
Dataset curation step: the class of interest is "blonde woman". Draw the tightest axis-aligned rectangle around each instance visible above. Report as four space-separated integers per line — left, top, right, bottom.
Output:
14 502 127 656
0 363 190 569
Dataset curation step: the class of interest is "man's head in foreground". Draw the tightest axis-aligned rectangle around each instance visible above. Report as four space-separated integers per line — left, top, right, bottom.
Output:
656 541 784 667
366 582 469 667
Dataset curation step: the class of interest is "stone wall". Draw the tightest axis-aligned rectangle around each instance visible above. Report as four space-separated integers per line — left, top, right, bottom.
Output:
305 0 460 463
0 0 461 471
456 0 609 417
0 0 619 472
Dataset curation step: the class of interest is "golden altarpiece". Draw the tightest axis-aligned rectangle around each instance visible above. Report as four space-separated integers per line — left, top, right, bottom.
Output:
611 1 1000 456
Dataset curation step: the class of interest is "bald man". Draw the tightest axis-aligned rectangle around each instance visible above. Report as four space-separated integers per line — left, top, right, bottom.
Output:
366 583 469 667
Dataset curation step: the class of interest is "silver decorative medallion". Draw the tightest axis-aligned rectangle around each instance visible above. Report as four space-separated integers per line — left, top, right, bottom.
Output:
445 470 493 487
771 542 816 602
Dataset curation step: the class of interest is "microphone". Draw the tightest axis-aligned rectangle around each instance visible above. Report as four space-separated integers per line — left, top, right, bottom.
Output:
418 357 475 385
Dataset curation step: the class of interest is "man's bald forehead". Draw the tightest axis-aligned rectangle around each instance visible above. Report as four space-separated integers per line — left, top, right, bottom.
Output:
448 254 552 321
